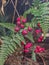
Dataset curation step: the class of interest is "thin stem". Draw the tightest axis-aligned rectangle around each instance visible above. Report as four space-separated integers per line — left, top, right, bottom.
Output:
12 0 17 23
11 0 20 17
32 45 36 62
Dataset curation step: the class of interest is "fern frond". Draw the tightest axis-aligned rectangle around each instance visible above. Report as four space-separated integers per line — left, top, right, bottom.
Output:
24 1 49 33
0 34 23 65
16 33 26 44
25 32 34 43
0 23 15 32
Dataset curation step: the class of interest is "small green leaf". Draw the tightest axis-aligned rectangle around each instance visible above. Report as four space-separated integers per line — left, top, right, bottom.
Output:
13 37 21 47
32 45 36 61
16 33 26 44
0 23 15 32
25 32 34 43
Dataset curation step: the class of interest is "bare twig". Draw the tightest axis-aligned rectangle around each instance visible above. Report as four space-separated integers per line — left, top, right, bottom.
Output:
24 57 39 65
38 54 46 65
12 0 17 23
4 0 10 7
11 0 20 17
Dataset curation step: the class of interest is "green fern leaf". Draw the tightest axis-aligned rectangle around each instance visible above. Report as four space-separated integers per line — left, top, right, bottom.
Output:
0 23 15 32
25 32 34 43
16 33 26 44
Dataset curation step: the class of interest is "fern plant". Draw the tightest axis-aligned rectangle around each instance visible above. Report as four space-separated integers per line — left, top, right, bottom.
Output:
23 0 49 34
0 23 26 65
0 0 49 65
23 0 49 62
0 23 15 37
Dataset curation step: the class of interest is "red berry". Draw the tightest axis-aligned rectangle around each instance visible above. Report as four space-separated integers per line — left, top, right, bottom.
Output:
28 27 32 32
17 21 21 25
34 49 40 53
25 42 33 49
34 46 41 53
22 29 28 35
35 29 41 34
23 49 29 53
39 48 45 53
39 48 43 52
37 38 42 42
36 46 41 50
22 18 27 23
17 17 21 21
34 46 45 53
37 23 40 27
40 36 44 40
15 26 20 32
40 48 45 52
20 24 24 29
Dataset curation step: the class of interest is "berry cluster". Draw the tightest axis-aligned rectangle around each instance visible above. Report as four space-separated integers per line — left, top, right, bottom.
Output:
21 42 45 53
21 41 33 53
15 17 45 54
33 23 44 43
15 16 27 32
34 46 45 53
23 42 33 53
22 26 32 36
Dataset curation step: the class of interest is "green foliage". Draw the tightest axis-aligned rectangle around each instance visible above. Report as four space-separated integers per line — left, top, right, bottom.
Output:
0 0 49 64
0 15 8 22
0 23 15 32
0 23 16 37
0 32 26 65
32 45 36 61
0 22 26 65
23 0 49 61
16 33 26 44
23 1 49 34
0 26 6 36
25 32 34 43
